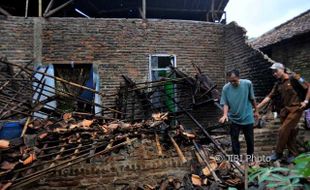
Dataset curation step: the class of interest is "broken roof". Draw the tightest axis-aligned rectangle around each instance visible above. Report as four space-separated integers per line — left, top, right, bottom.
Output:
0 0 228 22
251 9 310 49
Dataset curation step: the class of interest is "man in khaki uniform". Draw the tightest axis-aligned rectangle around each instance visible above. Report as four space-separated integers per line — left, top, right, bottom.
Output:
258 63 310 162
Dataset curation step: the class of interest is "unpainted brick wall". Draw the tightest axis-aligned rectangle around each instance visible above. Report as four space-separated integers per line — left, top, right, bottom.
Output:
0 17 227 125
261 33 310 82
223 22 276 100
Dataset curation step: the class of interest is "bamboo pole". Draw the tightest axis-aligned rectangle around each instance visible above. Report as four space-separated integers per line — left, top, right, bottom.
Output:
25 0 29 18
21 117 31 137
43 0 74 17
0 6 12 16
44 0 54 15
0 84 28 115
0 60 33 91
11 138 137 188
0 59 105 97
0 59 124 114
38 0 42 17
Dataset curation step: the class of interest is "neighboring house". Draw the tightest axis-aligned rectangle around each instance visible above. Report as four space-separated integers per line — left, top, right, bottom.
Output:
251 10 310 81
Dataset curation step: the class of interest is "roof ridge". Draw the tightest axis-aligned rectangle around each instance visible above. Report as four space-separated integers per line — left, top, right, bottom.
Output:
258 9 310 39
250 9 310 48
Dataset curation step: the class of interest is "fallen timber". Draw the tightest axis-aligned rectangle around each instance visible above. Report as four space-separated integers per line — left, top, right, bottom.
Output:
0 61 247 189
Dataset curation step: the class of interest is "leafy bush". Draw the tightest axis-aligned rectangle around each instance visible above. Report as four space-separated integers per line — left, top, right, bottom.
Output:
293 152 310 177
248 152 310 190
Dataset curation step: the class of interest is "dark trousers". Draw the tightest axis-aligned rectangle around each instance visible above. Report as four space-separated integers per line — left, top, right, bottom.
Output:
230 123 254 156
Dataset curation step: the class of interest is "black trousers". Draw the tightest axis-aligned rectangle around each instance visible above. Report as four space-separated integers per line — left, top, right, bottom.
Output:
230 123 254 156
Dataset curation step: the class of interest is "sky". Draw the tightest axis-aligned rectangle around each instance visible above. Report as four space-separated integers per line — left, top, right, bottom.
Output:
224 0 310 38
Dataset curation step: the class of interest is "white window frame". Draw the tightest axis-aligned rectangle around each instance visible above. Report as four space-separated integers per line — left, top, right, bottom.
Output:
148 54 178 112
148 54 177 82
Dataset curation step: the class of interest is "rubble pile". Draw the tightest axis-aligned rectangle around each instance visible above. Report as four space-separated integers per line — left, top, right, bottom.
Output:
0 58 245 189
0 112 244 190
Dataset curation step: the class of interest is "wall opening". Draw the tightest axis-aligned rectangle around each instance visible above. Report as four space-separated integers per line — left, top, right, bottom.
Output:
149 54 176 113
53 63 94 113
33 63 101 117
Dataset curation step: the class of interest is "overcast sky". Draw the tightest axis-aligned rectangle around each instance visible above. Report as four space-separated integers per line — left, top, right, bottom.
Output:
224 0 310 38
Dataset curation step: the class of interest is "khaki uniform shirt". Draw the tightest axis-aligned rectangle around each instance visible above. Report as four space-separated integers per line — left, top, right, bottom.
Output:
268 78 301 113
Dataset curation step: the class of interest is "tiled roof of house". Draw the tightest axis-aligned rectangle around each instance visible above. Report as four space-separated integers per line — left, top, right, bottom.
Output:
251 9 310 49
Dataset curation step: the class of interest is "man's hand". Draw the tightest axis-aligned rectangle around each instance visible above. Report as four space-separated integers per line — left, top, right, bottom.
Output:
254 110 260 120
219 115 228 123
300 101 308 109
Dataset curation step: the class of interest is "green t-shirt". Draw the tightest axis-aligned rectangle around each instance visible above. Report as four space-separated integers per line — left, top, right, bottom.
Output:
220 79 255 125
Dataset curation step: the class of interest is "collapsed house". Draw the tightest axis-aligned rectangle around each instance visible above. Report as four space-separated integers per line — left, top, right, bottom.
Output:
0 58 243 189
0 0 309 190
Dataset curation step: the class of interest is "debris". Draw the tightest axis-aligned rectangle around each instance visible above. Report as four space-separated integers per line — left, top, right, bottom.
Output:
202 159 218 176
0 60 246 189
0 140 9 149
191 174 202 186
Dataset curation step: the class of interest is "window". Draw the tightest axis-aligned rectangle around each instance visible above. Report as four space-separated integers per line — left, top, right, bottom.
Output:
33 63 101 118
149 54 176 112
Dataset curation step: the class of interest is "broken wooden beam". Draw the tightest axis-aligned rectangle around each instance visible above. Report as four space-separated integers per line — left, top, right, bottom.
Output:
43 0 74 18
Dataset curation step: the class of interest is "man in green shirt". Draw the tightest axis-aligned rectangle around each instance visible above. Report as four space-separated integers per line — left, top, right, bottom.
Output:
219 69 259 158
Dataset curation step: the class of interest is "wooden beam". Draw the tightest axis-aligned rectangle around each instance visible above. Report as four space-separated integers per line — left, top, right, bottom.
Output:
217 0 224 11
44 0 54 15
43 0 74 18
211 0 215 21
142 0 146 19
25 0 29 18
39 0 42 17
0 6 12 16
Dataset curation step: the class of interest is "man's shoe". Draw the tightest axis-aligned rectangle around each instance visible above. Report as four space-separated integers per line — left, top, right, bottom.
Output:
269 152 283 161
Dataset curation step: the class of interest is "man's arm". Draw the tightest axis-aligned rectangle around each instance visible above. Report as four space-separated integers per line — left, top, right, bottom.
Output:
219 87 229 123
301 81 310 109
251 99 259 119
257 83 278 110
257 96 271 110
248 81 259 118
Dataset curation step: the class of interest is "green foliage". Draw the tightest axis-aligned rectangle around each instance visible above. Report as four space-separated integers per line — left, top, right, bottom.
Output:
248 152 310 189
293 152 310 177
249 166 305 189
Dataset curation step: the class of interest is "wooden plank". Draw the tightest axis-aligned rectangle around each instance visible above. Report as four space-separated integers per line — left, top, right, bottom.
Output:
25 0 29 18
142 0 146 19
0 6 12 16
38 0 42 17
44 0 54 15
43 0 74 18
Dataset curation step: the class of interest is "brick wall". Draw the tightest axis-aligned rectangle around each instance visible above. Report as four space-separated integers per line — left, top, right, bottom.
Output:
22 138 193 190
0 17 34 64
1 17 291 132
261 33 310 81
39 18 226 94
223 22 276 99
0 16 227 125
3 17 305 189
